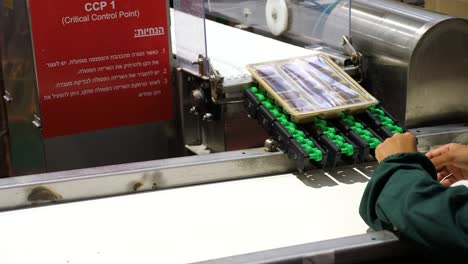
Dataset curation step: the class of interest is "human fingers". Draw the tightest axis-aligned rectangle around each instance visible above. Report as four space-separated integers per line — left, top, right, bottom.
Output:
447 165 465 183
449 145 468 169
391 132 417 152
426 144 451 159
375 141 386 163
431 153 454 171
432 144 468 170
438 166 463 186
375 133 417 163
440 176 456 187
401 132 416 142
436 168 450 182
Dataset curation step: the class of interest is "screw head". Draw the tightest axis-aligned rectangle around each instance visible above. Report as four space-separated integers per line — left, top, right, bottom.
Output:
203 113 213 122
189 106 198 115
264 139 279 152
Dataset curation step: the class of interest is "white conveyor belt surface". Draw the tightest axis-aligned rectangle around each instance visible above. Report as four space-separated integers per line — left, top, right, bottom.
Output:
0 173 369 264
171 10 314 87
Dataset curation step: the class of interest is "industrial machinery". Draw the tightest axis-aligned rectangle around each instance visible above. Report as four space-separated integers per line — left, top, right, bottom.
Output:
181 0 468 155
0 0 467 263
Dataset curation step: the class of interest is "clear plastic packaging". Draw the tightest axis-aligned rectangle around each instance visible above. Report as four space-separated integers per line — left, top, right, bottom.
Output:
247 54 378 123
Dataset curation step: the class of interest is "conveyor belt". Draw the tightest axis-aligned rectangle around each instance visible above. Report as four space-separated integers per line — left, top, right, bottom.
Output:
0 164 377 264
170 9 314 87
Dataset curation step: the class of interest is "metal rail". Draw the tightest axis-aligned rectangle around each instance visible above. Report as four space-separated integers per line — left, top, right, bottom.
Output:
0 148 294 211
195 231 415 264
0 124 465 212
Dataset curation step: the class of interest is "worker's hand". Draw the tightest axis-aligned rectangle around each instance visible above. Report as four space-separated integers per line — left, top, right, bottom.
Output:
426 143 468 186
375 132 417 163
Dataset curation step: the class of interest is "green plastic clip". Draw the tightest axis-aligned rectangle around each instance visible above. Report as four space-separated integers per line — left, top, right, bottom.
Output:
368 105 404 134
342 113 381 150
250 86 324 163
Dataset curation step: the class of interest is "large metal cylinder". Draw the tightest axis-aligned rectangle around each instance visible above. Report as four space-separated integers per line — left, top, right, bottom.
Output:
326 0 468 128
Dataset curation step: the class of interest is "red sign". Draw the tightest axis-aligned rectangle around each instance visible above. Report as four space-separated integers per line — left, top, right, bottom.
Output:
29 0 173 138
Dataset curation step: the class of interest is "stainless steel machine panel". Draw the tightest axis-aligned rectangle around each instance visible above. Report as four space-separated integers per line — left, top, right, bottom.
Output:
0 18 11 177
44 121 182 172
0 1 46 176
335 0 468 128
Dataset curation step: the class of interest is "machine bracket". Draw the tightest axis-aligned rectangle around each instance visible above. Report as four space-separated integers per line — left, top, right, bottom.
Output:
32 114 42 129
209 67 225 104
342 36 362 65
2 91 12 103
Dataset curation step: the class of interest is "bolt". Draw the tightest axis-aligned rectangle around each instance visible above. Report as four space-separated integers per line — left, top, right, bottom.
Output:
243 8 252 18
203 113 213 122
272 9 278 20
201 82 211 90
352 54 358 64
264 139 279 152
192 89 205 102
189 106 198 115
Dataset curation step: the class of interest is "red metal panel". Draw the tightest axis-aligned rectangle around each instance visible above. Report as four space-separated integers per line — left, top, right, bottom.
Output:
29 0 173 138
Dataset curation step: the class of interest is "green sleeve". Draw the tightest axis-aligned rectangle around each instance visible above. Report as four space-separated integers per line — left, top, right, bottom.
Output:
359 152 468 254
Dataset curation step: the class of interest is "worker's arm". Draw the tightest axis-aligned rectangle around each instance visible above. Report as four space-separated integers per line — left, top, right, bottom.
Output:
360 134 468 254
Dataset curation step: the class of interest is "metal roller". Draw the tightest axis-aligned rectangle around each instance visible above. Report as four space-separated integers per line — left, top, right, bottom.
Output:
323 0 468 128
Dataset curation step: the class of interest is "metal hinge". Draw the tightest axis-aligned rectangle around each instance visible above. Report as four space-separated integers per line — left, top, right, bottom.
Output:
3 91 12 103
342 36 362 65
192 54 209 77
209 64 225 104
191 54 242 105
32 114 42 129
